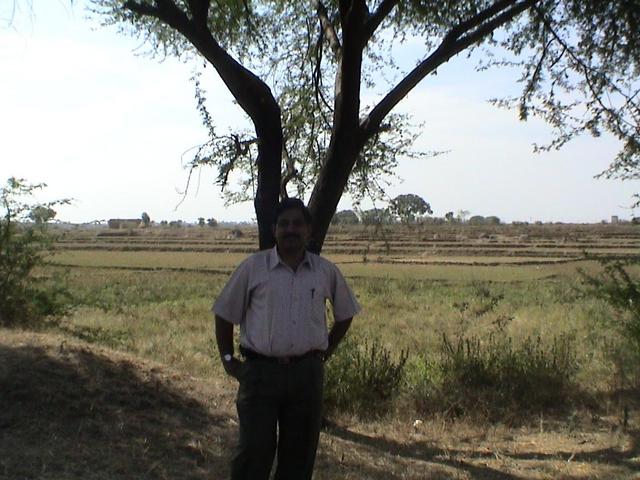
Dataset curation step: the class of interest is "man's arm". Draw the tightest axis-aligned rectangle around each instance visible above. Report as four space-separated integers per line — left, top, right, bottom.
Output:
323 317 352 361
215 315 243 379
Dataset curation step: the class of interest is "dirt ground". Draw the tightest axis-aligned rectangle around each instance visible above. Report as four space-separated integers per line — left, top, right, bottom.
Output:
1 329 638 479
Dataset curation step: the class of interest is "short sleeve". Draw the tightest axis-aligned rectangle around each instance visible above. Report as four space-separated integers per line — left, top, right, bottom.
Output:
329 265 361 322
212 259 251 325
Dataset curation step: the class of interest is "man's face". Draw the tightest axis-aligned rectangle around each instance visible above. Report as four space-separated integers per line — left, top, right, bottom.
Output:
274 208 311 254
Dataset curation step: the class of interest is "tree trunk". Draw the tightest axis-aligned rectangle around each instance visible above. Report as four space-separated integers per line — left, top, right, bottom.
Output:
183 26 283 250
307 0 367 254
307 142 361 254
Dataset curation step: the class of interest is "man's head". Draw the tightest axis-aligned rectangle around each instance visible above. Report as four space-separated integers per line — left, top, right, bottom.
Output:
273 198 312 255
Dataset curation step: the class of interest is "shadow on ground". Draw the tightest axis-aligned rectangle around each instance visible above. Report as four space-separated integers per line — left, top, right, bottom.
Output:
0 342 233 480
320 418 640 480
1 334 638 480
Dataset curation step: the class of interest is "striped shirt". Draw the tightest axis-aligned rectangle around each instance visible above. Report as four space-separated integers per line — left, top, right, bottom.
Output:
213 246 361 357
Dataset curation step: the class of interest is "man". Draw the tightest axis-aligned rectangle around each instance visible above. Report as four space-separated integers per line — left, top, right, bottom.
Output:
213 198 360 480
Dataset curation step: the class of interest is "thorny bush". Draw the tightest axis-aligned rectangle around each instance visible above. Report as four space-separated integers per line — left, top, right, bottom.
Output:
0 177 71 326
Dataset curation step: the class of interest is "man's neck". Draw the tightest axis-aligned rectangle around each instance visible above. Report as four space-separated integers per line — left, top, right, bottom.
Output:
277 247 305 270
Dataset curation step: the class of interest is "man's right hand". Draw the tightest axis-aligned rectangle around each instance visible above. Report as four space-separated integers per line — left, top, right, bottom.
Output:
222 356 244 380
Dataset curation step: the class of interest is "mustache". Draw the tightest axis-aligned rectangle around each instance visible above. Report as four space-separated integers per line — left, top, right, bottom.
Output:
284 233 301 240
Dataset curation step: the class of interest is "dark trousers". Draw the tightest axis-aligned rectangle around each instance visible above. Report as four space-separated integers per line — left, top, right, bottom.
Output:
231 355 324 480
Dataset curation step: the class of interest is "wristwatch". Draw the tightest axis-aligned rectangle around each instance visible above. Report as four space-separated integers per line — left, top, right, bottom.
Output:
223 353 233 362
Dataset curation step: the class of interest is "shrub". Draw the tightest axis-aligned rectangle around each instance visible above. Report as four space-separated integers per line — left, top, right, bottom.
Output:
580 260 640 354
324 335 408 419
411 332 578 420
0 177 71 326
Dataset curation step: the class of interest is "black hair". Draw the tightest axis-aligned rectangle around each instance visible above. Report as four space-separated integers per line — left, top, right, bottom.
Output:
274 197 312 225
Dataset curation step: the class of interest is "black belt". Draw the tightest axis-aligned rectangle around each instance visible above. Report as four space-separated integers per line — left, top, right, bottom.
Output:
240 346 323 364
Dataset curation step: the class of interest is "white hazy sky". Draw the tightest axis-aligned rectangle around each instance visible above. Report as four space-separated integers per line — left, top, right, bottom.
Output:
1 1 638 224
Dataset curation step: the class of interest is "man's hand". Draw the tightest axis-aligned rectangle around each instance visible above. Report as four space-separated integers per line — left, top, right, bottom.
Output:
215 315 243 379
320 349 331 363
324 317 353 363
222 356 244 380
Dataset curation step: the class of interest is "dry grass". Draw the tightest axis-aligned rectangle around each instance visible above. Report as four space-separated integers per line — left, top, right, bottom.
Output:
50 250 247 272
2 329 639 479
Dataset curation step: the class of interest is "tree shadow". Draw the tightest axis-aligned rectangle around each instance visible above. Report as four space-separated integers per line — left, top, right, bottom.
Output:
322 418 639 479
0 342 234 480
2 339 637 480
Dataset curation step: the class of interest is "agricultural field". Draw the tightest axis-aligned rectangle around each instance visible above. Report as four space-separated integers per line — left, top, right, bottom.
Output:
46 222 640 377
3 222 640 478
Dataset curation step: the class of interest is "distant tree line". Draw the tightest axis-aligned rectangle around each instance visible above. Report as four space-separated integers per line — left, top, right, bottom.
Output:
108 213 220 229
330 194 502 226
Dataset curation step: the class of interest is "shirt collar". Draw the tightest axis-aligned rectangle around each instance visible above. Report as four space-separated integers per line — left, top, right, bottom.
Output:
268 246 314 271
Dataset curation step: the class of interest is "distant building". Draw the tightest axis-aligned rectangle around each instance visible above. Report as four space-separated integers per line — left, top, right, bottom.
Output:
108 219 142 229
611 215 619 224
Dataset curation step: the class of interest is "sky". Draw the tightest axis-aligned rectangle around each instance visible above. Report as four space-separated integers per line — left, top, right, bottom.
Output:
1 1 638 224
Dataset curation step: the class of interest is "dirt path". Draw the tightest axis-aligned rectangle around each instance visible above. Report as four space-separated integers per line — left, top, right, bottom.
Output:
1 330 638 479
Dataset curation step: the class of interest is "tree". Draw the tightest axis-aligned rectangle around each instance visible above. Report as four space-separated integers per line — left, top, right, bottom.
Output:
359 207 393 225
141 211 151 227
468 215 486 225
444 211 455 223
456 210 471 223
389 193 432 224
92 1 640 252
28 206 57 224
198 216 206 226
331 209 359 225
0 177 71 325
207 217 218 227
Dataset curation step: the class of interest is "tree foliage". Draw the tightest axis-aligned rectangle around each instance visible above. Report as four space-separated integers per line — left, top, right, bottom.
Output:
389 193 432 223
90 0 640 250
0 177 71 326
331 209 360 225
359 207 394 225
456 209 471 223
28 205 57 224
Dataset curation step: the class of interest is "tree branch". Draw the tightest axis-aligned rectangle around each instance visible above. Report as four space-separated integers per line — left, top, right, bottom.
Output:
363 0 400 44
122 0 282 249
535 7 639 134
315 0 341 58
313 24 334 128
124 0 193 31
361 0 537 140
444 0 518 45
123 1 160 17
186 0 210 28
280 145 298 199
